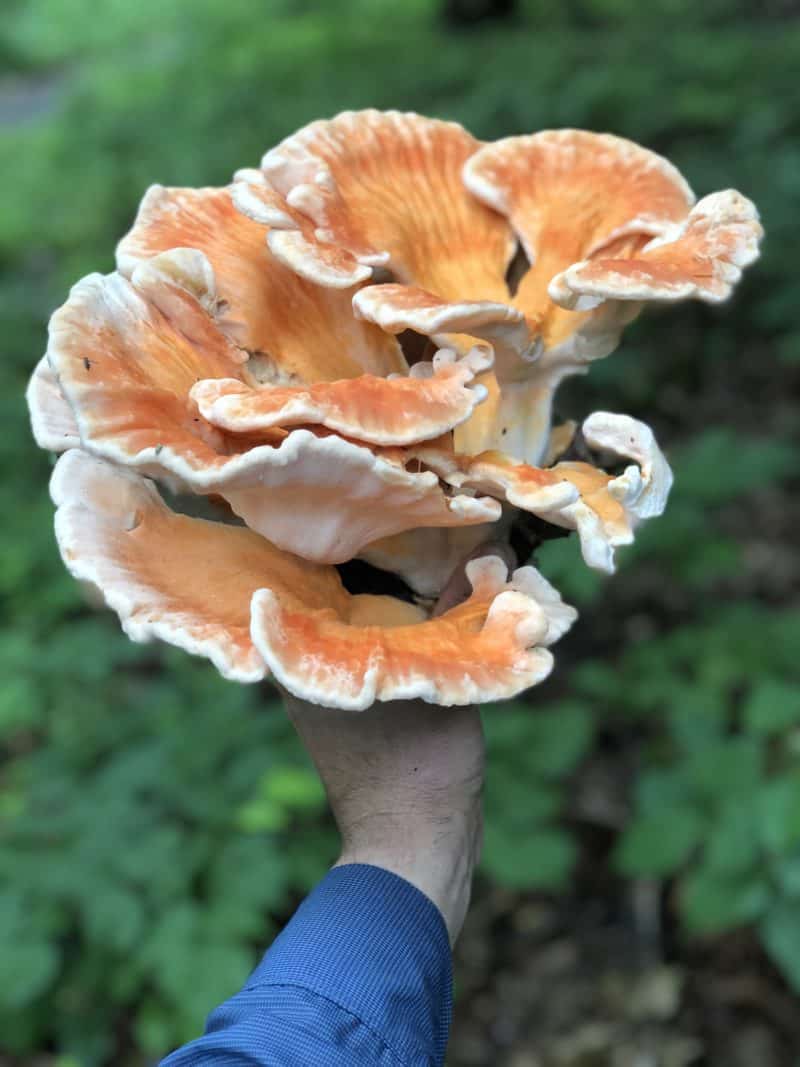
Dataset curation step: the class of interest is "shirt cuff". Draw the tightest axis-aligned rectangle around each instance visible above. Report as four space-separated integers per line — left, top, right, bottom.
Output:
244 863 452 1065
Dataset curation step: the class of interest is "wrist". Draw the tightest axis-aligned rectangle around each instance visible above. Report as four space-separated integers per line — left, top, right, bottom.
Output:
334 806 482 944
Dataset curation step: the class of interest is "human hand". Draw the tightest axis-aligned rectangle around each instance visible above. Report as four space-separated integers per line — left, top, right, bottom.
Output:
282 546 517 945
283 694 484 946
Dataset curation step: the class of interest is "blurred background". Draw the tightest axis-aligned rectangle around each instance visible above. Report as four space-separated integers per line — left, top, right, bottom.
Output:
1 0 799 1064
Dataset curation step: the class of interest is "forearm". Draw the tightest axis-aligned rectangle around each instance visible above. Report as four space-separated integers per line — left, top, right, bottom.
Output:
335 808 481 946
162 694 483 1064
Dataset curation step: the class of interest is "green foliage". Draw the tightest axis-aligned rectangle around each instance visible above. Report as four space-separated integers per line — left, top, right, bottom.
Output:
0 635 333 1059
1 0 798 1061
604 606 800 962
482 701 593 888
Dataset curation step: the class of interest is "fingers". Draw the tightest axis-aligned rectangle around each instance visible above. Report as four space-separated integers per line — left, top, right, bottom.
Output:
432 539 518 617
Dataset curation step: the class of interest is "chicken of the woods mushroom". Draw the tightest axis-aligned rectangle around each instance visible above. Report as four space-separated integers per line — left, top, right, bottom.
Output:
27 111 762 710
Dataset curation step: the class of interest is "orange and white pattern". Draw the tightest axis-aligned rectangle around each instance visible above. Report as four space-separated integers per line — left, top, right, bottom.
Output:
28 111 761 708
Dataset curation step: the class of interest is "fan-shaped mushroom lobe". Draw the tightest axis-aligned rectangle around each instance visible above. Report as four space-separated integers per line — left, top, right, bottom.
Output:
464 130 696 354
51 450 273 682
51 451 575 707
116 184 405 382
236 110 516 302
45 270 502 562
353 284 540 382
251 555 577 710
549 190 763 307
417 412 673 573
190 347 491 446
27 356 80 451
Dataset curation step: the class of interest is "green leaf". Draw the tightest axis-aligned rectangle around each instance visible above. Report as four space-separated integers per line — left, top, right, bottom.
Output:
208 838 291 931
673 431 794 505
685 737 763 805
259 765 325 811
775 853 800 898
133 1001 176 1058
482 824 576 890
486 701 593 779
236 764 325 832
0 941 59 1009
535 537 605 605
0 674 42 736
760 900 800 992
666 687 727 750
634 768 692 814
485 779 563 828
144 906 254 1034
234 799 288 834
615 804 705 877
683 868 770 933
704 799 759 877
81 886 144 952
572 662 618 704
742 679 800 735
284 826 337 887
766 613 800 677
756 776 800 855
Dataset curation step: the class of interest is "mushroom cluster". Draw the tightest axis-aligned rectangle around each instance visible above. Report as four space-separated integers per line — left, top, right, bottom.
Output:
27 111 762 709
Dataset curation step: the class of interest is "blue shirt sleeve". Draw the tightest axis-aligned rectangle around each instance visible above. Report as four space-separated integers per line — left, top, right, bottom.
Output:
160 863 453 1066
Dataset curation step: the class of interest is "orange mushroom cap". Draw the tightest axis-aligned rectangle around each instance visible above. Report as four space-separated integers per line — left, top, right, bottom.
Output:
27 111 761 706
233 114 760 464
52 450 575 707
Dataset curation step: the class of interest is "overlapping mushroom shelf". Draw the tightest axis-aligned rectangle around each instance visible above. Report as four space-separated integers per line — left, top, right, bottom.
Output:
27 110 762 706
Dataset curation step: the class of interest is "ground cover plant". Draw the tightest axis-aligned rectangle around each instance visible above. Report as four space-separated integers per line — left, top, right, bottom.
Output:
1 1 798 1063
